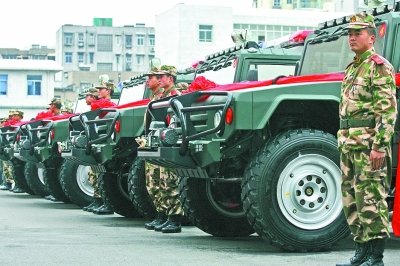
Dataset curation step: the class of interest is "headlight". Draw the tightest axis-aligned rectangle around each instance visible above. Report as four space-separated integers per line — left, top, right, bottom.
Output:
214 111 222 128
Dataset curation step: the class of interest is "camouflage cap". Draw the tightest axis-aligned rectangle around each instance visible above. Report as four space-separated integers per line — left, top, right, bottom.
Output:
14 110 24 118
49 98 62 109
95 74 110 88
84 87 99 98
144 66 165 76
160 65 177 77
8 110 16 116
346 13 376 29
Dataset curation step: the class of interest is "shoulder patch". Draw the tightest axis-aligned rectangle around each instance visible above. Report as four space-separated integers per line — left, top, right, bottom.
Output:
371 54 384 65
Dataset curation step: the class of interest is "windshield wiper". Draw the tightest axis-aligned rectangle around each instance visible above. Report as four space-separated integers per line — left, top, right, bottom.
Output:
323 27 346 42
308 30 328 44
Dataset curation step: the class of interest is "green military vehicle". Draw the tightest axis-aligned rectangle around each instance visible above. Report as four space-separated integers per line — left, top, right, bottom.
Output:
60 75 151 216
0 121 34 194
14 95 92 201
15 90 120 204
137 3 400 251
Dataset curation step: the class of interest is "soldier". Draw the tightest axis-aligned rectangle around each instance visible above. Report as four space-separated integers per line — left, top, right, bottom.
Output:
81 88 104 213
336 13 397 266
48 98 62 116
143 65 184 233
141 68 167 230
0 112 16 191
88 76 116 215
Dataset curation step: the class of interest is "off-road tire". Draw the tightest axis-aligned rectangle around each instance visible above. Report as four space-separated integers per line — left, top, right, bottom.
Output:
242 129 349 251
10 158 34 195
128 158 157 219
100 163 141 218
43 162 69 203
180 176 254 237
59 161 93 207
24 162 49 197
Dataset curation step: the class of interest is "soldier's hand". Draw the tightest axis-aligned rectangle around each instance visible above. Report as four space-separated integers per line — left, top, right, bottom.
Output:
135 136 147 148
370 150 385 170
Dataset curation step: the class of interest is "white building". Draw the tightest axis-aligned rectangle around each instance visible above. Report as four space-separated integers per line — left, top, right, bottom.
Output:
155 4 350 69
0 59 63 120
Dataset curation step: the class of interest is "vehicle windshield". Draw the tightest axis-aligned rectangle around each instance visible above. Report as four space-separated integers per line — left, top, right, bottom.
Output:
118 83 146 105
299 27 385 75
74 98 90 114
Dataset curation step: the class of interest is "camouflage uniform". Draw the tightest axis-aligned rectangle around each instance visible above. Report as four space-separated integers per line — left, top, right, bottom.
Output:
144 65 183 233
146 85 183 216
338 46 397 242
2 161 14 185
88 167 101 198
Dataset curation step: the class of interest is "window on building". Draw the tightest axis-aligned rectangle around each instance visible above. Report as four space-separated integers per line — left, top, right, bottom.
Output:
115 35 121 46
136 54 144 65
65 52 72 63
300 0 311 8
78 33 84 47
125 35 132 48
148 55 155 61
78 52 84 63
88 32 95 46
126 54 132 71
0 74 8 95
199 25 213 42
64 33 73 46
137 34 144 46
149 34 155 46
27 75 42 95
89 52 94 64
97 63 113 71
287 0 293 4
97 34 113 52
273 0 281 8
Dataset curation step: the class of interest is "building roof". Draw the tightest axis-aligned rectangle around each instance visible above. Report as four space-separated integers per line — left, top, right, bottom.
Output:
0 59 63 71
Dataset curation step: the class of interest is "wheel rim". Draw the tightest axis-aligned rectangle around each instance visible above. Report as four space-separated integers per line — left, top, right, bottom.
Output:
37 167 45 185
76 165 94 197
205 179 245 218
277 154 342 230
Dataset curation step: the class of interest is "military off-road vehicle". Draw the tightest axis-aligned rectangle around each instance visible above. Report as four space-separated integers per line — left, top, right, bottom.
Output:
0 121 34 194
138 3 400 251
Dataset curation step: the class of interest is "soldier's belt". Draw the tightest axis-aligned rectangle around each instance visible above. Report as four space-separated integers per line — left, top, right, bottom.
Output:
339 118 375 129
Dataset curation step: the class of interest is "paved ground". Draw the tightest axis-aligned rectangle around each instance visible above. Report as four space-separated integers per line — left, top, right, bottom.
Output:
0 190 399 266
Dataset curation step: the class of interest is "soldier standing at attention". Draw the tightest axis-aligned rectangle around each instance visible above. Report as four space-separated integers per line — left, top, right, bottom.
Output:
143 65 184 233
337 13 397 266
141 68 167 230
81 88 104 212
89 76 116 215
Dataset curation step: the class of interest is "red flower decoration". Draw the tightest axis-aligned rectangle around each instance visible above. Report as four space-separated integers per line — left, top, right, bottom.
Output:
35 110 54 120
91 98 117 111
182 76 217 94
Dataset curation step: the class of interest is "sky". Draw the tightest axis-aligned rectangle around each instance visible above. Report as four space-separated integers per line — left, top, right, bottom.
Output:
0 0 251 50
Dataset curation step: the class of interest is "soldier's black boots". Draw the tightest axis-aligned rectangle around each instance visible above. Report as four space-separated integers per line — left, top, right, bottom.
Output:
93 201 114 215
84 198 103 212
161 215 182 233
11 186 25 193
145 212 167 230
45 195 59 202
359 239 385 266
336 242 369 266
0 182 12 190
